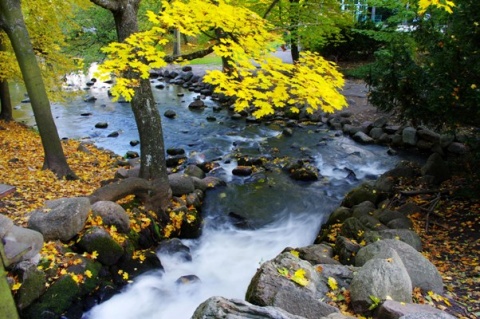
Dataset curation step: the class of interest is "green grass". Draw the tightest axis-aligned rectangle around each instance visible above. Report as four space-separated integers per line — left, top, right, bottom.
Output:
187 54 222 65
340 62 374 80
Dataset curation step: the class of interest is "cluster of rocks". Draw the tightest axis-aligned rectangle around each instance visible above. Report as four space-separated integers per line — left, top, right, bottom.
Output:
327 112 469 156
1 157 225 318
151 66 216 97
191 160 456 319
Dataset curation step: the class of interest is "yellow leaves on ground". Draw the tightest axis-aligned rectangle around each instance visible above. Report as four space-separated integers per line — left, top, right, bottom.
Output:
99 0 347 115
328 276 339 291
0 121 122 226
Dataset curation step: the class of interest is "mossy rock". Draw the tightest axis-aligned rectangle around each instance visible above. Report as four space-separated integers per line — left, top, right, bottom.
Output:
77 226 124 266
15 266 46 310
341 183 379 208
22 275 80 319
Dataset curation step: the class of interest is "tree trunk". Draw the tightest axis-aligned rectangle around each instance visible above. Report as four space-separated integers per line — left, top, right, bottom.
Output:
0 0 76 179
0 37 13 122
289 0 300 62
91 0 171 212
172 29 181 56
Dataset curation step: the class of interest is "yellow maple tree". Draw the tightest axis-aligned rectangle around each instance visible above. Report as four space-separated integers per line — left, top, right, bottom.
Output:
98 0 347 117
418 0 456 14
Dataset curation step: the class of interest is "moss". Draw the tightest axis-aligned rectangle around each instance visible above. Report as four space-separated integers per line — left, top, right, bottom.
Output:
23 275 80 319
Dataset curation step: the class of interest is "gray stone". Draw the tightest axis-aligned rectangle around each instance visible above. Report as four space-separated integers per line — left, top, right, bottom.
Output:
341 183 379 208
369 127 385 140
296 244 340 265
246 252 339 318
28 197 91 242
358 215 388 231
352 131 374 144
402 127 418 146
335 236 361 265
372 116 389 128
417 129 440 143
364 229 422 251
191 296 305 319
387 218 414 230
399 313 457 319
0 214 14 237
378 300 457 319
3 226 44 265
350 249 412 315
77 226 124 266
188 99 205 109
91 201 130 233
356 239 443 293
184 165 206 179
439 134 455 148
375 209 408 225
325 207 352 226
421 153 451 184
168 173 195 196
352 201 376 219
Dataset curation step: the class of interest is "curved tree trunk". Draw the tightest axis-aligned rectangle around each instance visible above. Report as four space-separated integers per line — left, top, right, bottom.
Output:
0 0 76 179
90 0 171 213
0 37 13 122
0 242 19 319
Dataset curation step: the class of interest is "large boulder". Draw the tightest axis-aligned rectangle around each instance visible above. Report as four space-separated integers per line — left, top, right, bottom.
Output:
350 248 412 315
355 239 443 294
364 229 422 251
91 201 130 233
28 197 91 242
246 252 339 318
191 296 305 319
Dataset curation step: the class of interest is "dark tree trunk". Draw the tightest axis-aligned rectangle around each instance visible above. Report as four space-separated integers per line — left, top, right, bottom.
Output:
90 0 171 212
289 0 300 62
0 37 13 122
0 0 76 179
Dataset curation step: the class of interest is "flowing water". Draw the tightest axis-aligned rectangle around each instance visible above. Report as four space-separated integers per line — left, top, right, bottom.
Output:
10 73 414 319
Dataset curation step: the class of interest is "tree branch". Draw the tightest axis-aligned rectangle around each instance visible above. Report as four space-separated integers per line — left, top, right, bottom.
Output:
164 46 215 63
263 0 281 19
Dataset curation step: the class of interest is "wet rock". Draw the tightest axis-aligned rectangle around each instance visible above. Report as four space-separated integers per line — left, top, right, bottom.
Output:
350 248 412 315
77 226 124 266
184 164 206 179
28 197 91 242
95 122 108 129
175 274 200 285
155 83 165 89
282 128 294 136
355 239 444 294
84 95 97 102
334 236 361 265
157 238 192 262
125 151 139 159
188 99 205 109
324 207 352 226
351 201 376 219
129 140 140 146
352 131 374 144
341 183 379 208
164 109 176 118
166 154 187 167
232 166 253 176
192 296 305 319
91 201 130 233
296 244 340 265
227 212 253 229
107 131 119 138
167 148 186 156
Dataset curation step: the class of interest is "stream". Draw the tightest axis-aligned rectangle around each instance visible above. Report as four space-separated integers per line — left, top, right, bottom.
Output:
10 72 414 319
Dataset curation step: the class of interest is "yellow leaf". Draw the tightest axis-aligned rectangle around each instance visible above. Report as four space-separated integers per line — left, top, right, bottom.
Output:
328 277 338 290
290 250 300 258
11 282 22 291
291 268 309 287
85 270 93 278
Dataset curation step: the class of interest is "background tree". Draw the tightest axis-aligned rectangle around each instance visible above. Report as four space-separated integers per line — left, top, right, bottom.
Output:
0 0 77 179
365 0 478 129
0 35 13 121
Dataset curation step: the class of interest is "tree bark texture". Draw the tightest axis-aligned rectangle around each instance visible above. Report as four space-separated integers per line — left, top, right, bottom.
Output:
289 0 300 62
90 0 171 211
0 0 76 179
0 37 13 121
0 242 20 319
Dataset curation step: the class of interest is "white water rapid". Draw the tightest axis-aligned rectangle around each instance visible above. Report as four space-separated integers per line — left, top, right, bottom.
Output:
84 210 322 319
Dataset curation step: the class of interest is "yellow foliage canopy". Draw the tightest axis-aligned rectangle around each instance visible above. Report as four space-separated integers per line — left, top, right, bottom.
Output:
98 0 347 116
418 0 456 14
